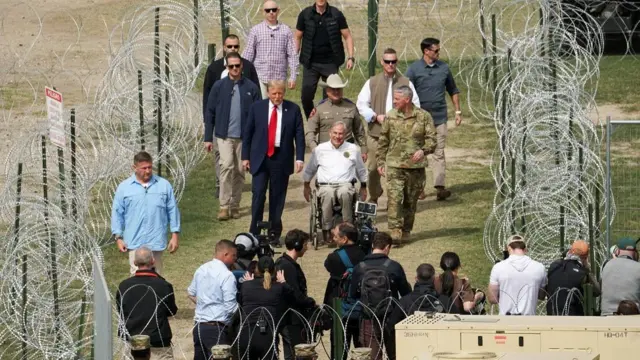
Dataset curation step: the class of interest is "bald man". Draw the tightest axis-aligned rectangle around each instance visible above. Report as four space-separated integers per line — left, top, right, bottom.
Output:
116 247 178 358
243 0 298 98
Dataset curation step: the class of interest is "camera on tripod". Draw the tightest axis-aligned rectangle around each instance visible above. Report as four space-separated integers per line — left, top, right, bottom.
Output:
354 201 377 255
256 221 278 258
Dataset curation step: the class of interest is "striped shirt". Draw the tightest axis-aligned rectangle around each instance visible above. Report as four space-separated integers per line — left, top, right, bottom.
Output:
242 21 298 83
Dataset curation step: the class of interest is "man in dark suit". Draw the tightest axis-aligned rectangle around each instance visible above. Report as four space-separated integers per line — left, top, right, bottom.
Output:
203 34 259 198
242 80 305 241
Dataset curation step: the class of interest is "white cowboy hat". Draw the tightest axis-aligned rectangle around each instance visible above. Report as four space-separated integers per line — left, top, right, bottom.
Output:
319 73 347 89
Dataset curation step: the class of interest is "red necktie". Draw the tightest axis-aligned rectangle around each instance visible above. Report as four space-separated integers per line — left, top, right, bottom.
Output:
268 105 277 157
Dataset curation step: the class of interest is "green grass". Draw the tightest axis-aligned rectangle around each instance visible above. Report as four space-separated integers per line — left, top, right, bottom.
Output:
593 56 640 113
105 49 640 318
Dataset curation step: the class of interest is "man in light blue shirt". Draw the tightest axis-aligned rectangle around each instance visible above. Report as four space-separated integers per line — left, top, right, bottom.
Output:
188 239 238 360
111 151 181 276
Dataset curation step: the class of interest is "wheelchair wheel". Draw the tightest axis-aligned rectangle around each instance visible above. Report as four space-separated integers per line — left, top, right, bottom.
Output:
309 190 318 250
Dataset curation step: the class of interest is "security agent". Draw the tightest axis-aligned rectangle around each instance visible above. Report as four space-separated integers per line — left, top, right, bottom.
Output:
275 229 317 360
323 222 366 360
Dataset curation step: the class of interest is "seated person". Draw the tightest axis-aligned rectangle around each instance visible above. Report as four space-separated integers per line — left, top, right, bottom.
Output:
614 300 640 315
434 252 484 314
388 264 443 327
303 121 367 244
305 73 367 161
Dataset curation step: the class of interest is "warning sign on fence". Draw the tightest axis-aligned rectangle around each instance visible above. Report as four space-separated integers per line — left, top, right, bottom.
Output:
45 87 65 148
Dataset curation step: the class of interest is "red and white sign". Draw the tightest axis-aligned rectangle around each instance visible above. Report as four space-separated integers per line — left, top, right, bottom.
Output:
45 87 65 147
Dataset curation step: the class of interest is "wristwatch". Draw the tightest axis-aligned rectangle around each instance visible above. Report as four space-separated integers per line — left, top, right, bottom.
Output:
455 110 462 115
347 57 355 62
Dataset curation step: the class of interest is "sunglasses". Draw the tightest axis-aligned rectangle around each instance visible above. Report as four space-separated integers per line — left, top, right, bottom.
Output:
430 48 440 53
383 59 398 64
226 45 239 49
264 8 278 13
227 64 241 69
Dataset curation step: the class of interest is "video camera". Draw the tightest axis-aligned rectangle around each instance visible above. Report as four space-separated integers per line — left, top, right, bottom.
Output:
354 201 377 255
256 221 278 258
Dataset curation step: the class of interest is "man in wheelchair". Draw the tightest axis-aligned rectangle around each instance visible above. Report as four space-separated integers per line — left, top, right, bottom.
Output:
303 121 368 245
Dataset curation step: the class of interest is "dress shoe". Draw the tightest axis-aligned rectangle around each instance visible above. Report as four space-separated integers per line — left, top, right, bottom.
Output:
402 231 411 242
230 207 240 219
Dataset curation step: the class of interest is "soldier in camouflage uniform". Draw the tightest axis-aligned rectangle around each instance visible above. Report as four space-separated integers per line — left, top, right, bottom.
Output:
376 85 437 244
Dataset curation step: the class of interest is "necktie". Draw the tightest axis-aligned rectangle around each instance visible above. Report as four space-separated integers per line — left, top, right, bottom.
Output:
268 105 277 157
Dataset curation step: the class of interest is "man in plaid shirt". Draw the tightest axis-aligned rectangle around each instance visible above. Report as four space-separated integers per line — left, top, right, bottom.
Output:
242 0 298 99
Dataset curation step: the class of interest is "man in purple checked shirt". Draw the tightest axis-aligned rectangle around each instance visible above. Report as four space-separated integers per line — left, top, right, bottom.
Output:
242 0 299 99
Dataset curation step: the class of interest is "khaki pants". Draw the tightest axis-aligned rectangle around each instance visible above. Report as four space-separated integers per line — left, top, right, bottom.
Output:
259 82 269 100
128 250 164 276
318 184 355 230
366 136 384 201
432 123 447 187
150 346 174 359
217 138 245 209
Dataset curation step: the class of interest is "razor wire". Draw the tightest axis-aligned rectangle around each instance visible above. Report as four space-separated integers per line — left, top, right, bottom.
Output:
480 0 612 268
0 0 638 357
0 0 206 358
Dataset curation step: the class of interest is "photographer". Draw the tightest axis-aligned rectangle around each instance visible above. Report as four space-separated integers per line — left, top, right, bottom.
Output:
323 222 366 360
275 229 317 360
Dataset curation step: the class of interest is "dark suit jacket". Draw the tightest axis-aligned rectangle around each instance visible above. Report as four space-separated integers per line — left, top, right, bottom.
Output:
242 99 305 176
202 57 260 120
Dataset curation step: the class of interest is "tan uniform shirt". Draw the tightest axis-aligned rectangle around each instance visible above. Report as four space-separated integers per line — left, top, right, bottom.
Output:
306 99 368 153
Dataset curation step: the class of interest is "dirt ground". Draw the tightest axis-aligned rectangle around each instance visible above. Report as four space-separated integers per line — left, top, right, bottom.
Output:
3 0 640 358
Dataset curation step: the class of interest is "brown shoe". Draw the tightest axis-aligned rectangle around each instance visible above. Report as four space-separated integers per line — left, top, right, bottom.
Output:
217 208 230 221
436 187 451 201
402 231 411 242
390 229 403 245
230 208 240 219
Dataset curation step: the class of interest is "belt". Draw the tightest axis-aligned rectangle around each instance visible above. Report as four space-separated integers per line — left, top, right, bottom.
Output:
199 321 226 326
317 182 351 186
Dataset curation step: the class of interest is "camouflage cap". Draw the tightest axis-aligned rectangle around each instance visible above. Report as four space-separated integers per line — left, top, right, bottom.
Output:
130 335 150 351
294 343 317 358
351 347 372 360
211 344 232 359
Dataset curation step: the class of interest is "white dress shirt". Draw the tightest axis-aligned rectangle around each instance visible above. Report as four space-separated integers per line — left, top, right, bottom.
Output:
187 258 238 324
303 141 368 183
267 101 283 147
356 78 421 123
220 58 229 79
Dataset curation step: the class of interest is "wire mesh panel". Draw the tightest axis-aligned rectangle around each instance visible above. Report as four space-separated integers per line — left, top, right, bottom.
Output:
605 119 640 248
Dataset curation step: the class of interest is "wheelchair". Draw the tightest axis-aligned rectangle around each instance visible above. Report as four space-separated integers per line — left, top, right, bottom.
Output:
308 182 358 250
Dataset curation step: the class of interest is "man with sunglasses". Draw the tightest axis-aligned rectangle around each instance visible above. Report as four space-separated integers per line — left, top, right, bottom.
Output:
356 48 420 206
204 52 261 221
243 1 298 99
406 38 462 201
295 0 355 119
203 34 260 199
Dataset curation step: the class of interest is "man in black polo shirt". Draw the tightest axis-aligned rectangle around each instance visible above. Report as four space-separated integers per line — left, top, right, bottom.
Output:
323 222 366 360
116 247 178 358
294 0 355 119
275 229 317 360
350 232 411 360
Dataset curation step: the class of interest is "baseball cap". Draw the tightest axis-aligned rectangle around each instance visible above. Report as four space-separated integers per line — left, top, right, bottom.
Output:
570 240 589 257
616 237 639 251
506 234 525 247
130 335 150 351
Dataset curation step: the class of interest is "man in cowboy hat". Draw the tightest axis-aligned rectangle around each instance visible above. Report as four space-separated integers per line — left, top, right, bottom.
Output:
306 73 367 160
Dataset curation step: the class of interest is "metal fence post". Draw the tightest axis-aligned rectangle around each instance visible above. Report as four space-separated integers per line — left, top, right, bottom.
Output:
367 0 378 77
219 0 229 41
605 116 611 252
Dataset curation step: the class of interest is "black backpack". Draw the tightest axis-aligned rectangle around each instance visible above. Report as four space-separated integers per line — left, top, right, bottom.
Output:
359 260 392 319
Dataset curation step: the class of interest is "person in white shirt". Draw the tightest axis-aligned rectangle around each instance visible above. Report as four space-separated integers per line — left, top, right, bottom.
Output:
356 48 420 205
303 121 367 244
488 235 547 315
187 240 238 360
